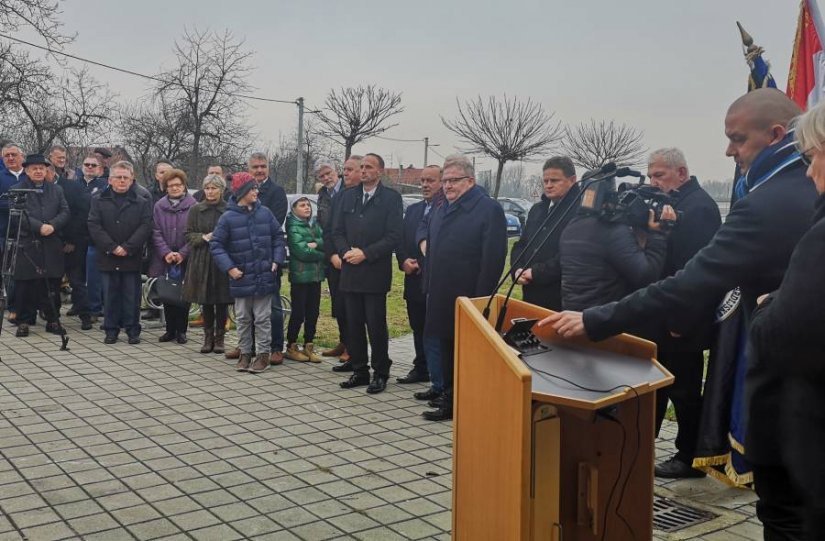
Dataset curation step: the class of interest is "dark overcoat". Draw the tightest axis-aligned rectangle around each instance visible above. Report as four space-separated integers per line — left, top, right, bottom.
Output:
510 184 580 310
257 178 288 225
396 199 427 303
182 200 232 305
331 182 403 294
209 200 286 298
420 185 508 339
583 156 817 466
10 178 70 280
87 184 154 273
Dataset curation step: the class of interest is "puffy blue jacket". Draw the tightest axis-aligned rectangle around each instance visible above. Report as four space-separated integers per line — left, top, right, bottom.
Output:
209 200 286 298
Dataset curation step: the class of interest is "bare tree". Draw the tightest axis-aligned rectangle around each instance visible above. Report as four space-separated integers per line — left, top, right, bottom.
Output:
561 119 646 170
442 95 563 199
0 0 74 48
0 50 114 153
315 85 403 158
154 27 254 178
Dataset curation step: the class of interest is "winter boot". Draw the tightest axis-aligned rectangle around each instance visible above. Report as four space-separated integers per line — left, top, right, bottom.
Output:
200 329 214 354
213 329 225 355
304 343 322 363
285 342 310 362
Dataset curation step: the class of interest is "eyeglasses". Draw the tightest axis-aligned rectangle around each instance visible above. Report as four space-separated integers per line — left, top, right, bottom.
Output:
442 176 470 185
83 163 99 167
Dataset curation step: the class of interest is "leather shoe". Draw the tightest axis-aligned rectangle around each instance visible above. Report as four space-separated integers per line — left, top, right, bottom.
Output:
158 332 175 342
128 335 141 345
176 332 188 344
225 347 241 360
428 395 445 408
80 317 93 331
104 333 118 344
397 369 430 384
15 324 29 337
422 406 453 421
332 360 354 372
414 388 441 401
321 342 346 357
654 456 706 479
366 374 388 394
340 373 370 389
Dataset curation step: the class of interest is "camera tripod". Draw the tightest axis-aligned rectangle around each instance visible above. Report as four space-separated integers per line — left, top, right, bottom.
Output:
1 200 69 350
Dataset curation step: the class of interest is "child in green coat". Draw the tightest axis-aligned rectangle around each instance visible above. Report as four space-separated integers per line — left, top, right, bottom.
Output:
285 197 325 362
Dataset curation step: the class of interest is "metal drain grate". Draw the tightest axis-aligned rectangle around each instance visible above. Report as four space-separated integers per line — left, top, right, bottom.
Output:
653 496 717 532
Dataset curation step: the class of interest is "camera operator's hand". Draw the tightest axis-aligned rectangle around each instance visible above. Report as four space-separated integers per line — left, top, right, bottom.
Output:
39 224 55 236
647 205 677 232
112 246 127 257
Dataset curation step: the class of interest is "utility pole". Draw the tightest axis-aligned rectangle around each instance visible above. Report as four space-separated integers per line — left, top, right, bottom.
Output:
424 137 428 166
296 97 305 194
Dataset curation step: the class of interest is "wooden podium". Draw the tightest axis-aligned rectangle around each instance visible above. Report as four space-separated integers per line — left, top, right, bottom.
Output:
452 295 673 541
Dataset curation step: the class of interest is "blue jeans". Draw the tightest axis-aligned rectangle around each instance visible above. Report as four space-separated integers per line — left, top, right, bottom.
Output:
86 245 103 314
101 271 141 337
270 278 284 352
424 336 444 393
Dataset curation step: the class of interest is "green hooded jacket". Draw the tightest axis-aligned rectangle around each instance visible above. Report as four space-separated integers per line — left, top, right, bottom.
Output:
286 213 325 284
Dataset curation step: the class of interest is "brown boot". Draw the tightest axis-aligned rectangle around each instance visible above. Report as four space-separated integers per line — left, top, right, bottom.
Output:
235 353 252 372
213 329 225 355
225 347 240 360
249 353 271 373
339 349 350 363
304 343 322 363
322 342 346 357
285 343 310 362
200 329 214 354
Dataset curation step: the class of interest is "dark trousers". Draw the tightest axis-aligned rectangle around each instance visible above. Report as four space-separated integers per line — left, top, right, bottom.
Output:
65 239 89 315
405 297 428 374
440 337 456 408
327 268 347 344
163 302 190 335
344 291 391 377
202 303 229 333
287 282 321 344
270 277 284 352
15 278 61 324
753 464 806 541
101 271 141 337
654 349 704 463
86 245 103 314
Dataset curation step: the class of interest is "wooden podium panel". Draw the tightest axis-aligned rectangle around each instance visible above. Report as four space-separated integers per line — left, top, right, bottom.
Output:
453 295 673 541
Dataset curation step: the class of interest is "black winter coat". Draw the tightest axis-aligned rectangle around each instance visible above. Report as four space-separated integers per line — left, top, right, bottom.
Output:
87 184 154 273
511 184 580 310
420 185 507 339
560 214 668 311
182 200 232 305
56 177 91 245
583 158 817 465
331 182 403 294
396 199 427 303
257 178 288 225
10 179 70 280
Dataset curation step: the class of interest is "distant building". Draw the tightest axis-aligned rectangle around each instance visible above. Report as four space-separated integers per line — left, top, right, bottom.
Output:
382 166 422 194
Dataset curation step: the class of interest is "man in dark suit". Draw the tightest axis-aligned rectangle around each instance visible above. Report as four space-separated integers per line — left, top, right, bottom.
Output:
541 88 816 539
396 165 442 387
644 147 721 479
418 154 508 421
332 153 403 394
511 156 581 310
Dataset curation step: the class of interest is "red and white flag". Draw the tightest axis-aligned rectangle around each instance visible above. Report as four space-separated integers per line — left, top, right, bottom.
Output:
788 0 825 110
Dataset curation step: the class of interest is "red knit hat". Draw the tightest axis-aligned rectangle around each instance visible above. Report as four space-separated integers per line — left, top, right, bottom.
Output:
231 172 256 200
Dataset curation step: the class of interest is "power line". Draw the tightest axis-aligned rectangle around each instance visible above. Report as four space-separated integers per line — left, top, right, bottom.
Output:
374 134 424 143
0 32 298 105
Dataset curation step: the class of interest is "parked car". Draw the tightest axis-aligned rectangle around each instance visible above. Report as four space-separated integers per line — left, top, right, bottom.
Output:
505 213 522 237
497 197 533 226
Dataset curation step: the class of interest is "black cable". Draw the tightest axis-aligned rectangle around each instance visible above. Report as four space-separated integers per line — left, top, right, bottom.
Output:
523 359 641 540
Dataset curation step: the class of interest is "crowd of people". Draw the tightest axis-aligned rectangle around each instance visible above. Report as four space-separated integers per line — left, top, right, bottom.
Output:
2 86 825 539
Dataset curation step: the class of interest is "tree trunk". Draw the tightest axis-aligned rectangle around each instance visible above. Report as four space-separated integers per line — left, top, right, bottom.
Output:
493 159 506 199
191 131 200 180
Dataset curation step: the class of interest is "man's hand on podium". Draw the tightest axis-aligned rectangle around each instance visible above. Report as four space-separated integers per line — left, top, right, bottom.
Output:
537 311 585 339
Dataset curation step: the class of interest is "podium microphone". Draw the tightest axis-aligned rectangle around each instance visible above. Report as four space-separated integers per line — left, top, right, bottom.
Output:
482 162 618 332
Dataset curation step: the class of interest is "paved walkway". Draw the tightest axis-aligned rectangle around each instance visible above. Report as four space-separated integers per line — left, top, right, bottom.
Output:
0 318 761 540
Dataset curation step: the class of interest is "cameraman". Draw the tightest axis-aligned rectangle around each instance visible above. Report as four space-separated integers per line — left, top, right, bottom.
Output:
559 175 674 311
646 148 721 479
10 154 70 337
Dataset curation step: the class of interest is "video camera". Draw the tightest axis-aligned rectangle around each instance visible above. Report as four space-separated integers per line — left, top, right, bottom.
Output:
0 187 42 211
579 164 680 230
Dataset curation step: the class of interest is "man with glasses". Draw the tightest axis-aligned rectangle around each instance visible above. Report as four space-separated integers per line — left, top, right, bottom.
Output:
418 154 507 421
332 153 403 394
541 88 818 539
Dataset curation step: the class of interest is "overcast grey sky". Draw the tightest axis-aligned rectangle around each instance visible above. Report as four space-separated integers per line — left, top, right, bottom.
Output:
45 0 801 182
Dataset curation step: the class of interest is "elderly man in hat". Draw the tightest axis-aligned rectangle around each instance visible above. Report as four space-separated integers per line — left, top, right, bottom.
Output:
210 172 286 374
10 153 70 337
